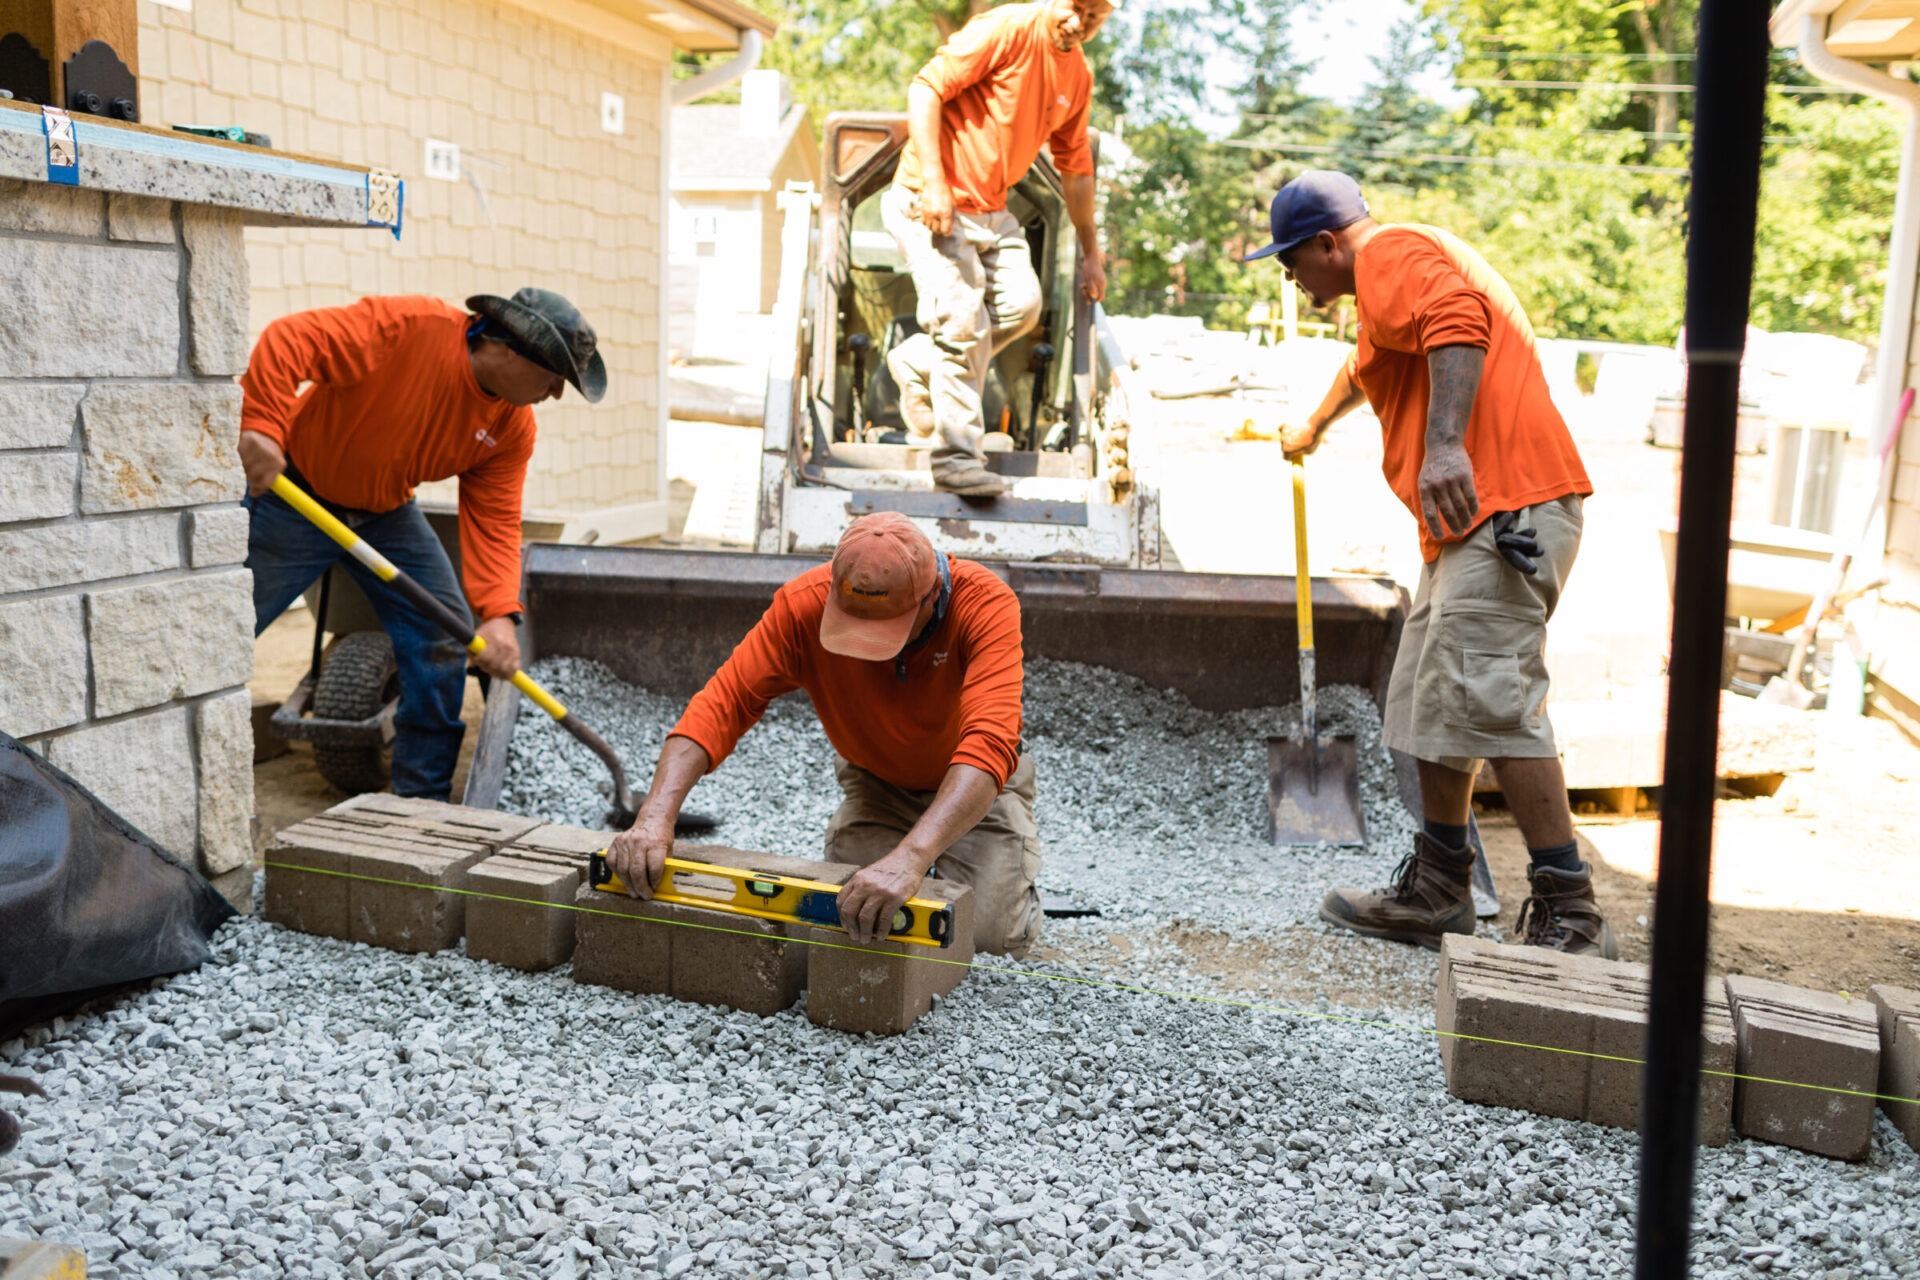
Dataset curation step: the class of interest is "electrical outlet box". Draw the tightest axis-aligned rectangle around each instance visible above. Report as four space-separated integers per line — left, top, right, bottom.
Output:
423 137 460 181
601 92 625 135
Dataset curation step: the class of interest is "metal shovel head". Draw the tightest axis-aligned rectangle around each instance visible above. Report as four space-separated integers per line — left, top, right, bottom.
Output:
1755 673 1816 710
1266 734 1367 847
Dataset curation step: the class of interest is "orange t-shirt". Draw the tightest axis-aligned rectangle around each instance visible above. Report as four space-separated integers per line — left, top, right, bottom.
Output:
895 2 1094 215
669 559 1024 793
238 295 536 622
1350 225 1592 562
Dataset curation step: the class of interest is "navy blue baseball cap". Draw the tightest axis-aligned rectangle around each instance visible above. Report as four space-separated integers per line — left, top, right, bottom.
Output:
1243 170 1370 263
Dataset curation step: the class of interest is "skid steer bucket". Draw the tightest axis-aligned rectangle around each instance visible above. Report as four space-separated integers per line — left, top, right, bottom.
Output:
461 546 1409 810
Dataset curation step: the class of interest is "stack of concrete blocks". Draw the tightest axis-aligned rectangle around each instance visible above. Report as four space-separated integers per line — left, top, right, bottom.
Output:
464 823 608 972
1724 975 1881 1162
573 844 974 1035
264 795 537 952
1436 936 1738 1143
1871 985 1920 1155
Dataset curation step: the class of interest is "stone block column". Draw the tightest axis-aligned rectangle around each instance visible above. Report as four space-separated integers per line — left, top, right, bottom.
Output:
0 103 397 909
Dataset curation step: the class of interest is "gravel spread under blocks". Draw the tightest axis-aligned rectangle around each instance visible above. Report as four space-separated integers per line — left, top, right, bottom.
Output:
1437 935 1736 1144
1725 975 1882 1162
1870 984 1920 1155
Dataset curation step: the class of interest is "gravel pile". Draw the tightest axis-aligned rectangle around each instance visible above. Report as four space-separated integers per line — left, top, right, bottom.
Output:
5 659 1917 1277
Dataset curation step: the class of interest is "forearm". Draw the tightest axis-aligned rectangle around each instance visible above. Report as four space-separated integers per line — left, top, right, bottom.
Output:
1425 345 1486 451
893 763 1000 873
1309 362 1367 433
908 83 946 185
1064 173 1099 254
641 736 713 819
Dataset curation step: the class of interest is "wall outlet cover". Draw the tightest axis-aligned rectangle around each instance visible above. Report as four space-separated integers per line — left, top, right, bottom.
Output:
423 137 460 181
601 92 625 135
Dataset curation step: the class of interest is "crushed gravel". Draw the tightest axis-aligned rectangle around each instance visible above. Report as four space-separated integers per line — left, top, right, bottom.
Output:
4 659 1918 1278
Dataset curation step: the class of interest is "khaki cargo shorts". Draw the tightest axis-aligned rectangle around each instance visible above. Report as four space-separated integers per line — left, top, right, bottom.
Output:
822 753 1044 958
1383 494 1583 774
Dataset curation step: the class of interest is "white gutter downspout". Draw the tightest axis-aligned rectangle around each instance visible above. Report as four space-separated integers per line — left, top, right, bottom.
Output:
673 28 763 104
1798 14 1920 578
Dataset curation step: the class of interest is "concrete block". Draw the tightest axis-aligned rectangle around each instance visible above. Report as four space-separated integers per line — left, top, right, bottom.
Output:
195 690 255 876
80 383 246 514
0 238 180 378
1725 974 1880 1161
207 865 255 915
0 382 87 448
0 513 180 594
88 571 254 717
182 207 250 376
805 876 975 1038
0 177 105 236
1436 936 1735 1143
0 596 87 737
571 844 852 1016
466 852 582 972
351 834 493 954
327 793 541 848
1869 984 1920 1155
0 453 77 522
188 505 252 568
504 822 611 861
107 194 177 244
46 706 197 854
263 822 357 940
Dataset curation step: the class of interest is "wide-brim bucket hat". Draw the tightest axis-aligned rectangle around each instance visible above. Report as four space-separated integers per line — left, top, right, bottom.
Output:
466 287 608 403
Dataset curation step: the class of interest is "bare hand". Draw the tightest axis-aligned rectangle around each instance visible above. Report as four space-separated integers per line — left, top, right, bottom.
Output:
238 430 287 498
1418 444 1479 542
1281 421 1324 458
472 615 521 680
917 179 955 237
837 852 925 946
1077 251 1107 302
605 811 676 899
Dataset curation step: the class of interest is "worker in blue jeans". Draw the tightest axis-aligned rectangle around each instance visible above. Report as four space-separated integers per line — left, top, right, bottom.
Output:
237 289 608 800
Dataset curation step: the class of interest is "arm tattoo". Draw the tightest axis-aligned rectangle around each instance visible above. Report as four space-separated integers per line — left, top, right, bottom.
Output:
1426 345 1486 450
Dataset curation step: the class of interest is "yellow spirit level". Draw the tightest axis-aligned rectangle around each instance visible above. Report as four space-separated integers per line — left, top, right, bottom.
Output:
587 852 955 948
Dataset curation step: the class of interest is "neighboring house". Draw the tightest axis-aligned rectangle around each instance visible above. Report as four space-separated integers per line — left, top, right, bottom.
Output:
1771 1 1920 739
136 0 773 544
670 70 820 320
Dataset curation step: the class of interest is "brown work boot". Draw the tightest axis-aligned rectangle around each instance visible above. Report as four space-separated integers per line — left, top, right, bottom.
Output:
934 462 1006 499
1515 864 1618 959
1318 834 1476 949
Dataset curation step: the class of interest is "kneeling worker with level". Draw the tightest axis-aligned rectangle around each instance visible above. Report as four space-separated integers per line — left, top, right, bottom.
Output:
607 513 1042 956
1246 171 1613 958
238 288 605 801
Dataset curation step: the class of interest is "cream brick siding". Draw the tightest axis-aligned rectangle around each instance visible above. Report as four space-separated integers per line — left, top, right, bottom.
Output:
137 0 676 533
1877 286 1920 733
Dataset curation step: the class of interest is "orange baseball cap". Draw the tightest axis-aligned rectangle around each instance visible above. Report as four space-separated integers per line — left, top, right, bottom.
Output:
819 512 938 660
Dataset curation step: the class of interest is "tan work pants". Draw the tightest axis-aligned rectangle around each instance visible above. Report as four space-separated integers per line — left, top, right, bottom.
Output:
823 753 1044 958
879 183 1043 478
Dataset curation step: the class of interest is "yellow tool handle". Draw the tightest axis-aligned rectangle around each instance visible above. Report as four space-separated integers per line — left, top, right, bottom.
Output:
269 473 573 722
1291 458 1314 648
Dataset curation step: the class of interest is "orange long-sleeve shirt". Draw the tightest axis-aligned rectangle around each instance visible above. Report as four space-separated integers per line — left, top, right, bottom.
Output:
895 2 1094 215
1350 226 1592 563
238 296 536 621
670 559 1024 793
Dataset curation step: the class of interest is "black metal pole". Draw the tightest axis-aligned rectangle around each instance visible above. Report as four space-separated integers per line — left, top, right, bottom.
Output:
1633 3 1770 1278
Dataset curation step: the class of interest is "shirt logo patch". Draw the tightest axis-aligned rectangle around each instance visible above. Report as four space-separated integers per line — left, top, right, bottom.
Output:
932 651 949 667
1057 95 1069 108
475 429 499 447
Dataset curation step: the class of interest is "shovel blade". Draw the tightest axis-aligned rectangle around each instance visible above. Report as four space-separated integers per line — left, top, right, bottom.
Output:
1755 674 1816 710
1266 735 1367 847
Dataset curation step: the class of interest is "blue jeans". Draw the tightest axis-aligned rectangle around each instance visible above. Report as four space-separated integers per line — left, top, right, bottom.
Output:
246 486 472 800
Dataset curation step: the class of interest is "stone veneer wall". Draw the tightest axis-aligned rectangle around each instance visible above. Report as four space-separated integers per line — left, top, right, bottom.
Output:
0 178 255 906
136 0 677 539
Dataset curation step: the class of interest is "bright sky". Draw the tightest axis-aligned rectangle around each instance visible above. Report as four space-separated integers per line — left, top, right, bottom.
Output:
1287 0 1460 107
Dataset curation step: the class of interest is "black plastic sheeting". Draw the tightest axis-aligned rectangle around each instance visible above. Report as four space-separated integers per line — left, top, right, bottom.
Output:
0 733 234 1039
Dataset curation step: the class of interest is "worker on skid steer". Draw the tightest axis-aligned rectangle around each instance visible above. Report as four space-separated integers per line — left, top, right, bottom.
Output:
236 289 606 801
606 512 1042 957
1246 171 1614 958
881 0 1115 499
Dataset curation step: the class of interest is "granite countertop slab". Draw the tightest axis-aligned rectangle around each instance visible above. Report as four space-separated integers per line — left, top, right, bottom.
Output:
0 99 398 232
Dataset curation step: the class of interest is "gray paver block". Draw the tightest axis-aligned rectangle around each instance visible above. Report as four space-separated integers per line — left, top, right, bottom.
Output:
1725 974 1880 1162
805 879 976 1037
1869 984 1920 1155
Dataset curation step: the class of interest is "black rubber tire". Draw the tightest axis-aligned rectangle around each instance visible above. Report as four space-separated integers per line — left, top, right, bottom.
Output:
311 629 398 795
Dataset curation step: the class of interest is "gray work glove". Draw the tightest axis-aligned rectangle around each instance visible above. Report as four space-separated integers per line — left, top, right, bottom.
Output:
1489 510 1543 576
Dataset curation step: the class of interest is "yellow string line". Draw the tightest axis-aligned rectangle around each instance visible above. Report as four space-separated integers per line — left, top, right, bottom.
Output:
262 860 1920 1109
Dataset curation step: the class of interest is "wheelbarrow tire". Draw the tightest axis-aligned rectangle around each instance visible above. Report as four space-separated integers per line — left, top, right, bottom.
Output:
312 629 398 794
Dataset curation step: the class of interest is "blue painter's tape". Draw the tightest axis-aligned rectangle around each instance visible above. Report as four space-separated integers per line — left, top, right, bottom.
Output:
42 107 78 185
